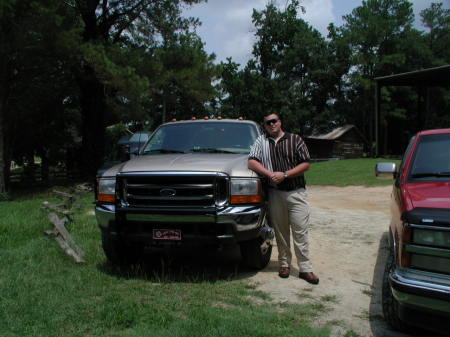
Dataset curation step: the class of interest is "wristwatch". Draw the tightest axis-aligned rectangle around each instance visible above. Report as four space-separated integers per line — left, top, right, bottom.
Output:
283 172 288 179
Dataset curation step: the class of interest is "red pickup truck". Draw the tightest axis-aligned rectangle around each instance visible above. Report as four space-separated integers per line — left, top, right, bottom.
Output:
376 129 450 335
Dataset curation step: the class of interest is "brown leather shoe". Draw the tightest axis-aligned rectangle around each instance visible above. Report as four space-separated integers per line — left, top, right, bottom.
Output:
299 272 319 285
278 267 290 278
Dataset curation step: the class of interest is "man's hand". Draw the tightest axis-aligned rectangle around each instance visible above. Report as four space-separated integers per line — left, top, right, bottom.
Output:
270 172 285 184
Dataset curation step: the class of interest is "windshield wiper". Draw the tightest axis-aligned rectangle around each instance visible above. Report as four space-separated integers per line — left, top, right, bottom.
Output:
191 148 237 154
143 149 186 154
412 171 450 178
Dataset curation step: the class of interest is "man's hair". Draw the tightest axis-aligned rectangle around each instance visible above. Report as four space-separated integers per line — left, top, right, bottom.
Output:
264 113 281 121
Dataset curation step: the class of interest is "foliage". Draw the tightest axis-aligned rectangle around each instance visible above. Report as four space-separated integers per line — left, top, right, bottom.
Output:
1 0 449 192
421 2 450 64
0 0 218 184
220 1 337 135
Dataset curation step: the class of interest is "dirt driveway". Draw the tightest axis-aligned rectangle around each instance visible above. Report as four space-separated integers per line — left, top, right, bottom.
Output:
248 185 411 337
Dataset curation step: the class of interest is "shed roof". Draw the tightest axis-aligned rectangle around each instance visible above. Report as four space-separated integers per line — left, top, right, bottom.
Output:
308 125 360 140
375 65 450 87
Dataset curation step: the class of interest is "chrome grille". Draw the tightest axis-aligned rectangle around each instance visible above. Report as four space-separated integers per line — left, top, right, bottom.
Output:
118 172 228 208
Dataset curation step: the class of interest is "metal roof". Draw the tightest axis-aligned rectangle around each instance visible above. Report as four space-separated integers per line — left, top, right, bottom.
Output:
308 124 359 140
375 65 450 87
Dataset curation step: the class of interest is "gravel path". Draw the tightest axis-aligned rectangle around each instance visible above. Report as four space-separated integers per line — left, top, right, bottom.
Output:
248 185 412 337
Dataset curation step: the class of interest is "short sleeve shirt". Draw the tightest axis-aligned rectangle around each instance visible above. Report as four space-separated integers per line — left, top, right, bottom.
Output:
248 132 310 190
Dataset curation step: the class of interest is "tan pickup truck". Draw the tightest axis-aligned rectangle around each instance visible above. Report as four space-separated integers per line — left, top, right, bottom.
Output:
95 119 273 269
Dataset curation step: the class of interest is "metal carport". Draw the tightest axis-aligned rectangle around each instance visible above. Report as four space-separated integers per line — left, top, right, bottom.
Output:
374 65 450 156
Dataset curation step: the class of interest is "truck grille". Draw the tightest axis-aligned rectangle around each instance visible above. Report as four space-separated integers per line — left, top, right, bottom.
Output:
404 208 450 275
117 172 228 208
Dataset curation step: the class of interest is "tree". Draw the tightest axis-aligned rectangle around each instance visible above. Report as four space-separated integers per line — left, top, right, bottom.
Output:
1 0 216 191
221 0 334 134
149 32 218 123
0 0 69 192
0 0 84 189
69 0 205 175
339 0 418 153
421 2 450 64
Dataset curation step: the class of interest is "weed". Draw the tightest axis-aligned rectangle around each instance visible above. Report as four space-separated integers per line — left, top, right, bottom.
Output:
362 288 374 297
320 295 339 303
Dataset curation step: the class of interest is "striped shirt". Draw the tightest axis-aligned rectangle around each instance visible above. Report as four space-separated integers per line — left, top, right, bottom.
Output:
248 132 310 190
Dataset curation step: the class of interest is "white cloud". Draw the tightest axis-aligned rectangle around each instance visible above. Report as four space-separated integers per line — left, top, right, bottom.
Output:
184 0 449 66
302 0 335 36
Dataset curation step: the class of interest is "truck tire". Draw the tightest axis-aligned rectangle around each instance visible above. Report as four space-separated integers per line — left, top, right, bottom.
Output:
240 237 272 270
382 248 407 331
101 231 139 266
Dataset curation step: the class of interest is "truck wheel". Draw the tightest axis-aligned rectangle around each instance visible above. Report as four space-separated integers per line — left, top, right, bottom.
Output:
101 231 139 266
240 237 272 270
382 249 407 331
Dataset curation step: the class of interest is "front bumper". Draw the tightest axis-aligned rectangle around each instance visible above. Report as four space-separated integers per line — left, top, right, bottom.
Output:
390 267 450 323
95 203 267 245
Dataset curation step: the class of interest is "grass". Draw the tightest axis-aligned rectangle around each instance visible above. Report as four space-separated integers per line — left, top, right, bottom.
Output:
306 158 400 186
1 158 392 337
0 188 331 337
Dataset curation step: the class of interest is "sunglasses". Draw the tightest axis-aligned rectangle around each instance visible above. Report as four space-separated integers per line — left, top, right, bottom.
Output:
264 118 279 126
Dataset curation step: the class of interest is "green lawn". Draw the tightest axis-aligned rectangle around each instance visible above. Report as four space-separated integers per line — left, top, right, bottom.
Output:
1 189 330 337
306 158 400 186
1 158 390 336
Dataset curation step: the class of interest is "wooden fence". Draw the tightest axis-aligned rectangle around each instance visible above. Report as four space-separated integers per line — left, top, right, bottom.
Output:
9 166 81 186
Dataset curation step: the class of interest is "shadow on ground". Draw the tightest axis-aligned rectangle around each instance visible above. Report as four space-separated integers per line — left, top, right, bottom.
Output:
97 245 259 283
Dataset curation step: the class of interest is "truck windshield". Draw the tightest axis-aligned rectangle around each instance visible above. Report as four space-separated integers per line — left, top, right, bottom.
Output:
142 122 259 155
409 133 450 181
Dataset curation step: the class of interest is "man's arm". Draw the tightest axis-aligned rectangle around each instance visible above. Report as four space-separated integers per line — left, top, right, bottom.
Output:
285 161 310 178
248 159 273 178
270 162 310 184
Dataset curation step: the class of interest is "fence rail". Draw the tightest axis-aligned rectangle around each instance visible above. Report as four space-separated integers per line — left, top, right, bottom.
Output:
10 166 82 186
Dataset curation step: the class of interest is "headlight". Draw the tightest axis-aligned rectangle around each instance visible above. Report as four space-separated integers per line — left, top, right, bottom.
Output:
413 229 450 248
230 179 262 204
97 177 116 203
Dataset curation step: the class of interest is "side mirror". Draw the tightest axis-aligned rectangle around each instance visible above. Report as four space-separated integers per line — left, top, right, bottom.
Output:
375 162 397 179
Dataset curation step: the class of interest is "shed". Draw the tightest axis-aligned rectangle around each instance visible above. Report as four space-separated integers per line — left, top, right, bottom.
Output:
305 125 369 159
374 65 450 156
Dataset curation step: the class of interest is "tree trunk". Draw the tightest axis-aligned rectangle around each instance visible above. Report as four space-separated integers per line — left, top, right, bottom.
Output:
78 67 107 177
0 56 8 194
0 100 6 194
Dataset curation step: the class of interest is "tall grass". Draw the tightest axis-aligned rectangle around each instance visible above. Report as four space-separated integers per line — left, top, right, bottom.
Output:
0 188 330 337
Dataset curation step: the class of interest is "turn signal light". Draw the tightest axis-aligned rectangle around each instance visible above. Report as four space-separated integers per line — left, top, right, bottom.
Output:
230 195 262 204
400 250 410 267
399 224 412 267
98 194 115 203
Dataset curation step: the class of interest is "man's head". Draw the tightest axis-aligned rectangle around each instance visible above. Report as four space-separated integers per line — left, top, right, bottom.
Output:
263 113 283 137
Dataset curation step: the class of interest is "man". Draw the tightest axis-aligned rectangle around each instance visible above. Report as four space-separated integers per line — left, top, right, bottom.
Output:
248 113 319 284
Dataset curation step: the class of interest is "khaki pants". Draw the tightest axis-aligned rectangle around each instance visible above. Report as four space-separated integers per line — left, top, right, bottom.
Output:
268 188 312 272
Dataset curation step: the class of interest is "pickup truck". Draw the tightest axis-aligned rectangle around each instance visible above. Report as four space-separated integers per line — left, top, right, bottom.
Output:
376 129 450 335
95 118 273 269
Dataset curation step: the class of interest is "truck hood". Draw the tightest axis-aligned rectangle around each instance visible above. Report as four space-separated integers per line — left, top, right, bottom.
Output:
102 153 256 178
403 182 450 210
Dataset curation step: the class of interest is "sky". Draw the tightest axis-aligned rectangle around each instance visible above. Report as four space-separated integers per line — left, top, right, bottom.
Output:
183 0 449 66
